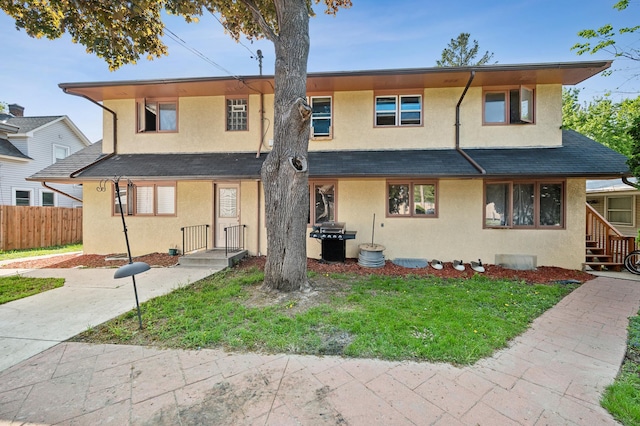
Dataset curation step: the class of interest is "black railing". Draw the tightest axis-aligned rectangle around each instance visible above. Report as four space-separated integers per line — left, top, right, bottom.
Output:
181 224 210 255
225 224 246 256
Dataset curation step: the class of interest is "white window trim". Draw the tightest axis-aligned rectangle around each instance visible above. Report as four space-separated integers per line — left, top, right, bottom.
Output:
52 144 70 163
606 195 635 227
12 187 33 206
39 189 57 207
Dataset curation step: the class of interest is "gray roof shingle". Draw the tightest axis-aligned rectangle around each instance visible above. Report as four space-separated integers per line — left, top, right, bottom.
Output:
28 141 104 180
3 116 63 133
0 138 31 160
45 130 630 181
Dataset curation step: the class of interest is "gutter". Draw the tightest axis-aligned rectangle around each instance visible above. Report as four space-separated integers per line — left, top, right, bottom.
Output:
41 181 83 203
61 88 118 178
455 71 486 174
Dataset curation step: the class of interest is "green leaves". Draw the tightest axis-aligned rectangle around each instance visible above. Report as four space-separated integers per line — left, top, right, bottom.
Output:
436 32 495 67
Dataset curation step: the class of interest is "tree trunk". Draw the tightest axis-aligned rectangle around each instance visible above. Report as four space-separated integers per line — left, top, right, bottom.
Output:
261 1 311 292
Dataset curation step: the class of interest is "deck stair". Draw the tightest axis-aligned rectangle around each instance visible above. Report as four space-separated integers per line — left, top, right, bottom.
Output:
584 204 635 272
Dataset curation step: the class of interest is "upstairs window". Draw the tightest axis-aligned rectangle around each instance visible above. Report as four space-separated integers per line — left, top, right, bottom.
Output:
484 86 534 125
52 144 69 162
375 95 422 127
226 98 248 131
310 96 332 138
137 99 177 132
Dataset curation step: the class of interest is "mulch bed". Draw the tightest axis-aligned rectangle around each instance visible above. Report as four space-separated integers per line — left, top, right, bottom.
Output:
2 253 595 284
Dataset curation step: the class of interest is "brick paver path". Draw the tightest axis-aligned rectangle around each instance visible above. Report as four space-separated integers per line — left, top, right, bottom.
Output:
1 276 639 425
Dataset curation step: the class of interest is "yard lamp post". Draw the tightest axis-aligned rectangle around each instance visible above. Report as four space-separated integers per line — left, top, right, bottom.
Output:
100 177 150 329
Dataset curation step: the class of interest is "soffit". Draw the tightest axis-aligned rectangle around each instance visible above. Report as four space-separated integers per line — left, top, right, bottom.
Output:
59 61 611 102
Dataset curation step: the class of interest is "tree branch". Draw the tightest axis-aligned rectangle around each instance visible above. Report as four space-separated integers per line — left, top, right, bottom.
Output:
237 0 277 41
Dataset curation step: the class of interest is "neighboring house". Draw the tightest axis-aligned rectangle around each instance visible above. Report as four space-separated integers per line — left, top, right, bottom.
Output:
31 60 630 270
587 178 639 238
0 104 92 207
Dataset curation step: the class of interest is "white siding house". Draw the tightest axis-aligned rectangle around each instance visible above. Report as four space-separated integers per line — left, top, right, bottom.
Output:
0 104 92 207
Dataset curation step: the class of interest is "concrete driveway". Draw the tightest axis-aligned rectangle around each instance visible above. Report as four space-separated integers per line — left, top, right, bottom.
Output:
0 266 220 372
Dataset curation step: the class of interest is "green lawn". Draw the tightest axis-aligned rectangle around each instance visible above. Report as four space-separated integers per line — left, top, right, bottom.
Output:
0 243 82 262
602 314 640 425
74 266 577 365
0 275 65 304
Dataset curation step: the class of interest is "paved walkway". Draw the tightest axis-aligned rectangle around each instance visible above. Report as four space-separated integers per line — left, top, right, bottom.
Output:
0 271 639 424
0 265 221 372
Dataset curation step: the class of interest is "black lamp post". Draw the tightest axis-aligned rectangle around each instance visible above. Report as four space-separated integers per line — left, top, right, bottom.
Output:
109 177 150 329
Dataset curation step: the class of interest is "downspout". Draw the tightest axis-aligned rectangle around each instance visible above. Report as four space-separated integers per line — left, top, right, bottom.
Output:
62 89 118 178
256 92 265 157
622 176 640 190
41 181 83 203
257 180 261 256
456 71 486 174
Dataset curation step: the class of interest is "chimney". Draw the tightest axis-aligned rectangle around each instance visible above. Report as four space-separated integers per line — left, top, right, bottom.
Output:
8 104 24 117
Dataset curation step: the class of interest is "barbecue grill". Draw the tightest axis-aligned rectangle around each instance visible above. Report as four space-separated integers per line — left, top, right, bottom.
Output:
309 222 357 262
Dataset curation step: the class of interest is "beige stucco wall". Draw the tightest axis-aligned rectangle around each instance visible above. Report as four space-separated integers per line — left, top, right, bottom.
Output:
304 178 585 270
82 180 214 256
102 84 562 155
82 176 585 269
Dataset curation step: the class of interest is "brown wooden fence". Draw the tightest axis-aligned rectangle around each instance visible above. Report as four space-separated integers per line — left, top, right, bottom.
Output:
0 206 82 251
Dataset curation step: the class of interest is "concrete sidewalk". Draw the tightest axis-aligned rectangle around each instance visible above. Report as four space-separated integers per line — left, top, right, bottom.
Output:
0 265 221 372
0 273 639 425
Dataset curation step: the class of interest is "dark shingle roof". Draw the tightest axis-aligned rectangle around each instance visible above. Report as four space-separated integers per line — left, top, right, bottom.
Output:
0 138 31 160
4 116 63 133
28 141 104 180
68 130 630 181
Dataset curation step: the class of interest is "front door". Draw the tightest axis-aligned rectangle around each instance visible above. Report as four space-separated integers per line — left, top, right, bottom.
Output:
216 183 240 248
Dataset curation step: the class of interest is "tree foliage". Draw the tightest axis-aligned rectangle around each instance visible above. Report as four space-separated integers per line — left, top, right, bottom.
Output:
572 0 639 61
562 88 640 157
436 32 495 67
1 0 351 292
0 0 349 70
626 116 640 178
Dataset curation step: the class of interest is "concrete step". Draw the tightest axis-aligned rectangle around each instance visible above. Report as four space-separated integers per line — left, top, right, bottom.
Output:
178 249 247 268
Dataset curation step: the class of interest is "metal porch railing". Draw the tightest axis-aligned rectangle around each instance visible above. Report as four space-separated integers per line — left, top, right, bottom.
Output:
181 224 210 255
225 224 246 256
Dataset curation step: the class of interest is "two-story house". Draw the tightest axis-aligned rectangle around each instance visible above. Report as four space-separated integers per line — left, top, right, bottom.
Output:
34 60 630 270
1 104 92 207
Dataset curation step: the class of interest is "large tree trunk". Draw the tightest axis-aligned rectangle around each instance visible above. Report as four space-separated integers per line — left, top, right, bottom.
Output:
261 1 311 291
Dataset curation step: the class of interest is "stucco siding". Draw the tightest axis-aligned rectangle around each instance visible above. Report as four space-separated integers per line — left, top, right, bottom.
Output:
82 180 214 256
104 84 563 155
304 178 585 270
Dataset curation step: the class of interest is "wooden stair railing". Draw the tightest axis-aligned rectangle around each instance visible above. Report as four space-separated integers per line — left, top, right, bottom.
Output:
585 203 636 271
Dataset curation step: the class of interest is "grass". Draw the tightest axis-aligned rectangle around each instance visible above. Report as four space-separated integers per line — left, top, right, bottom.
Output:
74 266 577 365
0 275 65 304
602 314 640 425
0 243 82 262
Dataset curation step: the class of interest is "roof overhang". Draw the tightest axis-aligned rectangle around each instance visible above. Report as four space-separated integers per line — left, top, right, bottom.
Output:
59 60 612 102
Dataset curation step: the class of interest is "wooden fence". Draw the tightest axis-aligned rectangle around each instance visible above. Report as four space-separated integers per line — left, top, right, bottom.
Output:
0 206 82 251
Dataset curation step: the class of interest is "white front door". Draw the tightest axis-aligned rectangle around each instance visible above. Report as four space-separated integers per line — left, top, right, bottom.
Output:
216 184 240 248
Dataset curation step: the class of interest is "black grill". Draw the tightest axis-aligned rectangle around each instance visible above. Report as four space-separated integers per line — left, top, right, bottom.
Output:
309 222 357 262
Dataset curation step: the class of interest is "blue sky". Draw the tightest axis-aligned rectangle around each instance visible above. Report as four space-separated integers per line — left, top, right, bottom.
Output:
0 0 638 142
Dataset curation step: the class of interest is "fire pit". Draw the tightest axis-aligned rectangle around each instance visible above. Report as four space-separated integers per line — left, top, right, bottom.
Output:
309 221 357 262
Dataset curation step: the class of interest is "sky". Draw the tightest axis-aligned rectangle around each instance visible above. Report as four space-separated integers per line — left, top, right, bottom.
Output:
0 0 638 143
